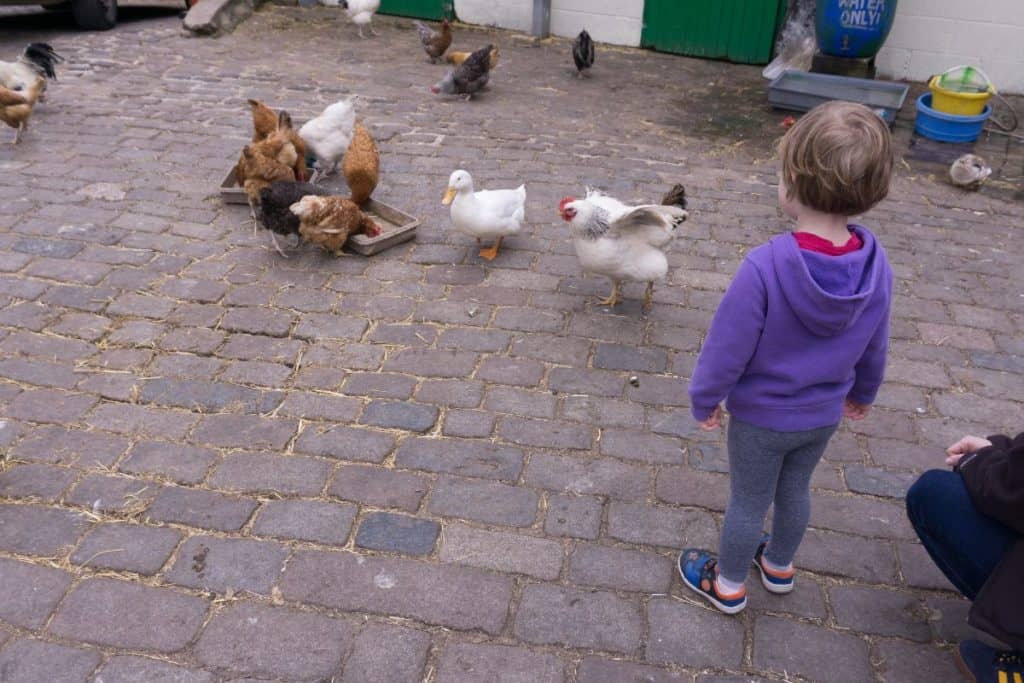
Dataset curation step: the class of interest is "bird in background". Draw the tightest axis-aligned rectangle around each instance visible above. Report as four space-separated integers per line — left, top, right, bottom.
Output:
573 29 595 77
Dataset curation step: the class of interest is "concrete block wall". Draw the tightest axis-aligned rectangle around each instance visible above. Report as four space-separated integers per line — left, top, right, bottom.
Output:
453 0 644 46
876 0 1024 93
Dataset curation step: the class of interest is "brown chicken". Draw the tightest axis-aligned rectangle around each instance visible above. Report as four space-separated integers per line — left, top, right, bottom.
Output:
236 113 299 227
342 120 380 205
290 195 382 256
1 77 43 144
414 19 452 63
244 100 308 181
446 46 499 70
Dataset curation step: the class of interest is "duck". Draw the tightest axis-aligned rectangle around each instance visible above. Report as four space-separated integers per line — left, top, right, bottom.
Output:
442 169 526 260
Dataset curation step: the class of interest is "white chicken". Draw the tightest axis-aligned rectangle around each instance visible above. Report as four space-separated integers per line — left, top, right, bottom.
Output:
299 98 356 177
443 169 526 261
0 43 63 100
321 0 381 38
560 189 688 308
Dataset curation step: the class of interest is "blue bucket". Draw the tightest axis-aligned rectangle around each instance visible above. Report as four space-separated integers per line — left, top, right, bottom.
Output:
915 93 990 143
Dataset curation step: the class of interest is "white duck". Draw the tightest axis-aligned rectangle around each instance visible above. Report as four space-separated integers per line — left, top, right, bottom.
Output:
443 169 526 261
560 188 688 308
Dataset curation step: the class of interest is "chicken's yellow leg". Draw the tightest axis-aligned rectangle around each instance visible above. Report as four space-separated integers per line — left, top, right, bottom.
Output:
643 281 655 309
479 236 503 261
598 281 620 307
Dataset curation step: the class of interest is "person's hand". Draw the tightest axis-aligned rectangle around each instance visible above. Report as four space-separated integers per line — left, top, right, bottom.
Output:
844 399 871 421
945 435 992 468
699 405 722 431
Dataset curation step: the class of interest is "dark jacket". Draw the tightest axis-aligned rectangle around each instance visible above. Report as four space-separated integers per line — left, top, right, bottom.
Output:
957 431 1024 650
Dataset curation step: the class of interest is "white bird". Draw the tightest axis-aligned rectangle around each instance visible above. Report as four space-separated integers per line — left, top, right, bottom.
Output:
320 0 381 38
442 169 526 261
299 98 356 177
949 153 992 190
559 188 688 308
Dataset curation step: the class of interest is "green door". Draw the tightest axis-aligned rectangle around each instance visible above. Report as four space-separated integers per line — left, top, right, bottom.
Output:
641 0 787 65
378 0 451 20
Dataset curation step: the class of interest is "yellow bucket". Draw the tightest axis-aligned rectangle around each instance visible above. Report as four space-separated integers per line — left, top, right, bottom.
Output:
928 75 995 117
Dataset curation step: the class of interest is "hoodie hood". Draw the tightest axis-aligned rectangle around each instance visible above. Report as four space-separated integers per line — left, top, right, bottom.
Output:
770 225 886 337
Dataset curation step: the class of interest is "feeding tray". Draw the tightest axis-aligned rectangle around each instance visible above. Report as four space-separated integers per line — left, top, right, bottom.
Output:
219 169 418 256
768 70 909 125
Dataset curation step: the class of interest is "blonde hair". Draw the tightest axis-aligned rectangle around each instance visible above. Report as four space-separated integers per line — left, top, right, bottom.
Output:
779 101 894 216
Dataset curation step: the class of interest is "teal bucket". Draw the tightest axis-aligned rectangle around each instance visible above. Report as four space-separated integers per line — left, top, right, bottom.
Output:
915 93 991 143
816 0 899 59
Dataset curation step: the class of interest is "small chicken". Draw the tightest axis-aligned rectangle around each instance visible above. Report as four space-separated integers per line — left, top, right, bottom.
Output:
1 77 43 144
660 183 688 210
300 98 357 177
414 19 453 63
290 195 382 256
432 44 492 100
949 153 992 190
257 181 330 256
343 120 380 205
443 169 526 260
321 0 380 38
572 30 595 78
446 46 498 70
0 43 64 99
560 189 688 309
247 98 279 142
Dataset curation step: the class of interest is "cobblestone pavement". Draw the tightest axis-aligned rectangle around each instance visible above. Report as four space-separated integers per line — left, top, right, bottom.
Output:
1 5 1023 682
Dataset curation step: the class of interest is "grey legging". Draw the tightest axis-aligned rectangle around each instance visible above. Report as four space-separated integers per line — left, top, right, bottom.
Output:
717 417 838 583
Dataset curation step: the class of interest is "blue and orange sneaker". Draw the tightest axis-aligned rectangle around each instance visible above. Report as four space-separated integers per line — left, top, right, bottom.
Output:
753 535 795 594
678 549 747 614
955 640 1024 683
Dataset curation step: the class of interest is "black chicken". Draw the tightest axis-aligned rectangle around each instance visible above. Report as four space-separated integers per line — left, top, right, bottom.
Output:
660 184 687 210
257 181 330 256
431 43 492 100
572 30 595 78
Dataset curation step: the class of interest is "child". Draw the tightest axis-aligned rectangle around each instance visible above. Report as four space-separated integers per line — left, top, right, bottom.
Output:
682 101 894 614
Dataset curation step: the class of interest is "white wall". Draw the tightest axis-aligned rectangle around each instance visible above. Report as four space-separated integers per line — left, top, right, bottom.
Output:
454 0 644 46
875 0 1024 93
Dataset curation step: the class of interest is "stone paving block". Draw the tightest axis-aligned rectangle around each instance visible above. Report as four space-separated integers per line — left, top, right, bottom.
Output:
191 414 297 450
925 596 973 644
547 367 625 398
515 584 642 655
0 503 91 556
646 597 744 669
209 452 330 496
92 656 216 683
221 307 294 337
440 522 563 579
429 476 538 527
843 464 917 498
0 462 77 502
385 349 479 378
49 578 208 652
577 657 688 683
0 638 102 683
415 378 485 407
830 585 932 641
746 575 828 620
752 615 871 683
67 474 160 513
11 427 123 468
686 442 729 472
475 356 545 386
329 464 428 512
484 386 557 419
146 486 257 532
395 437 523 481
437 643 566 683
342 622 432 683
600 429 683 464
360 400 439 433
120 441 218 484
166 535 288 595
561 395 646 427
525 453 650 500
544 494 603 540
875 639 961 683
87 403 197 440
6 389 98 424
809 491 916 539
626 375 689 407
655 466 729 511
443 409 498 437
343 372 418 399
0 357 79 389
569 543 673 593
139 377 282 413
897 542 957 591
195 603 351 679
797 529 899 583
71 523 182 575
356 512 440 556
294 424 396 463
608 502 718 549
281 550 512 634
252 499 357 545
500 416 593 450
0 557 73 629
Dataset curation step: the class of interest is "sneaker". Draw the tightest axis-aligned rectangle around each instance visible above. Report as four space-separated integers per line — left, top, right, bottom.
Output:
678 548 747 615
955 640 1024 683
752 535 795 594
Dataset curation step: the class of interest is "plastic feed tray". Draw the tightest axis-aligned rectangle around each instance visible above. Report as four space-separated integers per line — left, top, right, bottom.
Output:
768 70 909 125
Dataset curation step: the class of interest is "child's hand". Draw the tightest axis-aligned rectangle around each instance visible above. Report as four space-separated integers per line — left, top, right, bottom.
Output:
945 435 992 467
699 405 722 431
843 399 871 421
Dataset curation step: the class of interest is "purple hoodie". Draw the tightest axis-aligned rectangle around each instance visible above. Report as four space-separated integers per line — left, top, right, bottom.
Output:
689 225 892 432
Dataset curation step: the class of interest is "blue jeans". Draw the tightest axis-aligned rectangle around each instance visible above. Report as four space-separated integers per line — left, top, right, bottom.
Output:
906 469 1018 600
